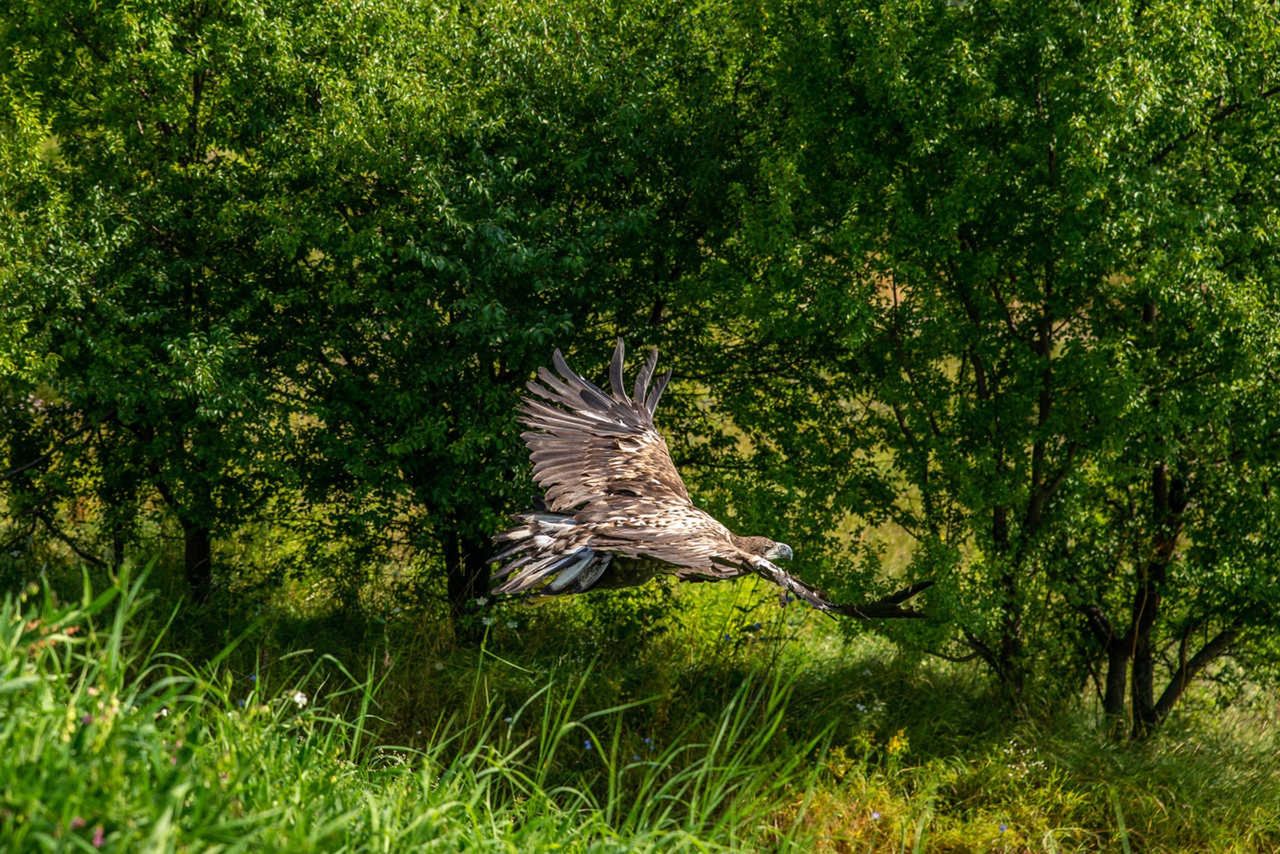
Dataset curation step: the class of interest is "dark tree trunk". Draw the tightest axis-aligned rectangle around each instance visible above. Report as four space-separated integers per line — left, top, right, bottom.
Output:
444 523 492 639
1103 637 1129 724
111 524 126 571
101 476 136 571
1129 462 1186 738
181 516 212 603
992 504 1024 695
1129 581 1160 737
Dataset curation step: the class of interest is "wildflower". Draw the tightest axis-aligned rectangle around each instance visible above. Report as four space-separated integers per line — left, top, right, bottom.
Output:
504 716 513 725
749 622 762 631
721 633 731 642
92 825 104 848
473 596 489 607
70 817 86 830
506 620 518 629
583 739 593 751
871 811 881 821
999 823 1008 834
155 707 169 720
249 673 257 683
481 616 496 627
80 713 93 725
86 686 99 697
291 690 308 709
237 698 246 708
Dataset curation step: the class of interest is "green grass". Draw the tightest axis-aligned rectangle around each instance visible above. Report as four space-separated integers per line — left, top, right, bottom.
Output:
3 568 1279 851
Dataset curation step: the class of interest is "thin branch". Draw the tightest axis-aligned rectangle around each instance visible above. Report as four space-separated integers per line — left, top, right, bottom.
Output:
35 510 106 568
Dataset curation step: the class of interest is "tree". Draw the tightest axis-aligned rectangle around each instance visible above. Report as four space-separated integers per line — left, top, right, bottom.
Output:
712 0 1280 730
1 0 765 617
269 0 767 620
1 0 359 597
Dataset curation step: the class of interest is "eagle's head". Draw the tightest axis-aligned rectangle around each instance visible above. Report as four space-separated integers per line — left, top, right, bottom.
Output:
734 535 793 563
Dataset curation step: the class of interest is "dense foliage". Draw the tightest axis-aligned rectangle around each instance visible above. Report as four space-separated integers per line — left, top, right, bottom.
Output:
3 0 1279 743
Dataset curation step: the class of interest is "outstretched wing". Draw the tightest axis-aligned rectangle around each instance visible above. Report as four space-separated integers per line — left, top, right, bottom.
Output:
519 339 688 514
748 556 935 620
500 341 935 618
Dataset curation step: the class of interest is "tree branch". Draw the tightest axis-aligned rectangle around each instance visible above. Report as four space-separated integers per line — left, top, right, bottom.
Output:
35 510 106 568
1153 621 1242 721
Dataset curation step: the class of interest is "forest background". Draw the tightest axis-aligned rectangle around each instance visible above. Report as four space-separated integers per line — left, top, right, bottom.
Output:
3 0 1280 849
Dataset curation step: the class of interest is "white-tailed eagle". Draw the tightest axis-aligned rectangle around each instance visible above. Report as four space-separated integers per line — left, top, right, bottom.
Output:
492 340 930 619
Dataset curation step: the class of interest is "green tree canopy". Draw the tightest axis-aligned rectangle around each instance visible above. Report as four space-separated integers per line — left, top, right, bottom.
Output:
713 0 1280 732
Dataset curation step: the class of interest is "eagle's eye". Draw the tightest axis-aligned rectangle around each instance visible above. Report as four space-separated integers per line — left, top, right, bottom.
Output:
765 542 793 562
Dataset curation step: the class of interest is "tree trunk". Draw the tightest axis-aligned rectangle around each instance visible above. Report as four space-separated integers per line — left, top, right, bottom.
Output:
1129 462 1186 738
444 523 491 639
181 515 212 603
992 504 1025 695
1129 581 1160 737
1102 637 1129 725
1153 623 1240 722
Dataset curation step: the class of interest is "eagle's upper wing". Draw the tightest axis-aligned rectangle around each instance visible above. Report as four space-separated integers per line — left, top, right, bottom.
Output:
519 339 690 513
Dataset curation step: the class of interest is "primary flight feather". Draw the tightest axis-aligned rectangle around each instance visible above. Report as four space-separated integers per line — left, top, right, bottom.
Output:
491 339 868 614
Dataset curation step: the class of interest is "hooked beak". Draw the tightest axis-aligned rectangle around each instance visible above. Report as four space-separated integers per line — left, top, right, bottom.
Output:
767 542 793 562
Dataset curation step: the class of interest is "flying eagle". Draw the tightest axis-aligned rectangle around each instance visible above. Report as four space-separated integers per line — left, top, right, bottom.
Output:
491 340 930 619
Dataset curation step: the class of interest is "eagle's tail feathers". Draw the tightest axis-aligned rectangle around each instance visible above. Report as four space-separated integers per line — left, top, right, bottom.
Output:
491 513 611 595
547 548 596 592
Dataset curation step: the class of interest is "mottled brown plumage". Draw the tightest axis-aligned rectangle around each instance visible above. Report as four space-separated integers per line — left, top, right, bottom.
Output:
490 340 853 614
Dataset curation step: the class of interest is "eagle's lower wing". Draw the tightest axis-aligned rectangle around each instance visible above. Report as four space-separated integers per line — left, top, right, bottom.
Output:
520 339 690 513
748 556 934 620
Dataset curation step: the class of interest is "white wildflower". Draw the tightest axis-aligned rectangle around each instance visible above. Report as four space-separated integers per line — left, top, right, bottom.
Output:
291 690 308 709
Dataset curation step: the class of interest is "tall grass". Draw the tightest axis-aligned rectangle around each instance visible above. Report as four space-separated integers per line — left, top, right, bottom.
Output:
4 568 1279 851
0 569 823 850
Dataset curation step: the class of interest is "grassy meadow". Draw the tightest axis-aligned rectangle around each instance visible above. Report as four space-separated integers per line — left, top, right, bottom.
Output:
3 562 1278 852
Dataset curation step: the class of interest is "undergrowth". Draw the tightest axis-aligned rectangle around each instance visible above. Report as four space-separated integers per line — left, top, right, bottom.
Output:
1 567 1278 851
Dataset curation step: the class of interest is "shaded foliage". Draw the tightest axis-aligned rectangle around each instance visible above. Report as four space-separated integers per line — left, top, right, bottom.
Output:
2 0 1279 735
